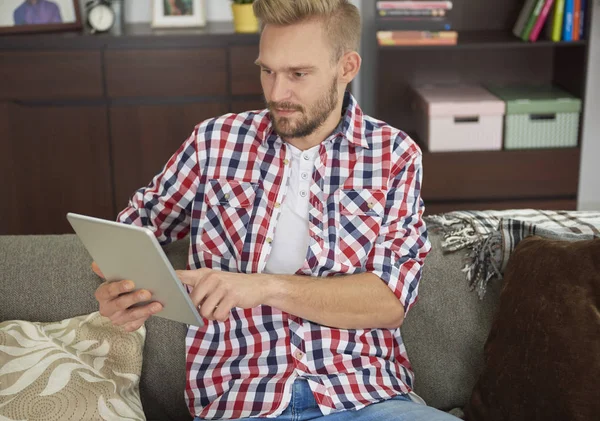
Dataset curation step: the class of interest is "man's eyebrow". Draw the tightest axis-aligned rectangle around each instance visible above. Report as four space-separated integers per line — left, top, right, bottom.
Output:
254 60 316 72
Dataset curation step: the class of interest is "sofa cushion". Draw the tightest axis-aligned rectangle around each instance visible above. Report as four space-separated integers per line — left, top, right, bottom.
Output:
464 236 600 421
0 312 145 420
401 231 503 411
0 235 192 421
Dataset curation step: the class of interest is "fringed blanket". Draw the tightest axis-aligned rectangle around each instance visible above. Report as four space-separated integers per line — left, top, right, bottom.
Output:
425 209 600 298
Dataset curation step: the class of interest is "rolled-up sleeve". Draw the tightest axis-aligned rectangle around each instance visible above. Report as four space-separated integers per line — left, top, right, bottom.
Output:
365 146 431 316
116 127 201 246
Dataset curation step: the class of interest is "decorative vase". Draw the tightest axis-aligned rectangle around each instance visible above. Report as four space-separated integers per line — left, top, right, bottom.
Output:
232 3 259 33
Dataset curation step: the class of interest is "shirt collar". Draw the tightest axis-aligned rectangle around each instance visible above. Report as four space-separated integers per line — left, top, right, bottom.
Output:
258 91 369 149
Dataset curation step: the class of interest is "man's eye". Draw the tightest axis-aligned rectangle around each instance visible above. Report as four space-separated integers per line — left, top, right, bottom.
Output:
294 72 307 78
262 69 273 75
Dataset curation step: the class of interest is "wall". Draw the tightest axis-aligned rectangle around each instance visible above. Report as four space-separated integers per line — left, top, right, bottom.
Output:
124 0 231 22
577 0 600 211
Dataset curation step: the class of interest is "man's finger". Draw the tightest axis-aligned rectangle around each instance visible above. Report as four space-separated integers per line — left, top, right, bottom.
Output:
95 280 135 301
213 296 236 322
108 280 135 299
189 277 216 308
199 288 225 320
110 289 152 313
91 261 105 279
176 268 213 286
111 302 162 326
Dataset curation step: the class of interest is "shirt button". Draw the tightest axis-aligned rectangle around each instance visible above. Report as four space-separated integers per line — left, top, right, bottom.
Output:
284 159 290 166
274 202 281 208
224 193 230 200
266 237 273 244
295 351 304 360
368 202 374 209
299 190 307 198
302 154 310 161
301 172 309 180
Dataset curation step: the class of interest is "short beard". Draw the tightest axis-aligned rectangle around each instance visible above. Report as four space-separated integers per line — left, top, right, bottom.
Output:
267 76 339 139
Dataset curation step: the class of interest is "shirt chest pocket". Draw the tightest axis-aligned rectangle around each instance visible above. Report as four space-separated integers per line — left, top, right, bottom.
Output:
337 189 386 268
199 179 259 260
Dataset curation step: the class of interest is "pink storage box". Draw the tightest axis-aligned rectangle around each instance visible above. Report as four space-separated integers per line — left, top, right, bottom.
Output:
413 84 506 152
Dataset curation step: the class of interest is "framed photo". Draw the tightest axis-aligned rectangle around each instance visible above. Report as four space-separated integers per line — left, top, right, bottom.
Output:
0 0 82 35
152 0 206 28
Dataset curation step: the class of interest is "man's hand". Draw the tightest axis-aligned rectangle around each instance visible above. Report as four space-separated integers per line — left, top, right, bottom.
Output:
176 269 271 322
91 261 163 332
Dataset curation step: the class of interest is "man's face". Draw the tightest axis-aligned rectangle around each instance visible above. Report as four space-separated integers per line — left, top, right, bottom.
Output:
257 19 341 139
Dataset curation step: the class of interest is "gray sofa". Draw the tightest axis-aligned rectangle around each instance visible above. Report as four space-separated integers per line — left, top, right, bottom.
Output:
0 228 503 420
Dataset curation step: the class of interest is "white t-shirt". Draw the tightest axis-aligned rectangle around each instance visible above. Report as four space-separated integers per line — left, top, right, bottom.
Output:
264 143 320 275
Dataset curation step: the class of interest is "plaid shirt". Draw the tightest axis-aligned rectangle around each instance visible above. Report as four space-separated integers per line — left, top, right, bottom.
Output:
117 93 431 419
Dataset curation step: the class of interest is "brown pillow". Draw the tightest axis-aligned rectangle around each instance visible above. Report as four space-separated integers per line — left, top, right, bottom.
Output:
464 236 600 421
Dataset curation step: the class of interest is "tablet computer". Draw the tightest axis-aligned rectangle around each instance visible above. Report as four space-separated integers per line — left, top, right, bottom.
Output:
66 212 204 327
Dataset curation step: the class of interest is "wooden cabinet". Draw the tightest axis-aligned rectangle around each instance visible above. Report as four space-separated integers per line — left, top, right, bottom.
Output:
0 51 103 100
110 102 228 210
0 22 262 235
105 49 228 98
0 102 113 235
230 45 262 95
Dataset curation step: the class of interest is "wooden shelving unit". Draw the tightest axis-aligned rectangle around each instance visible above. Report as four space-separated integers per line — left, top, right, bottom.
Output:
370 1 594 214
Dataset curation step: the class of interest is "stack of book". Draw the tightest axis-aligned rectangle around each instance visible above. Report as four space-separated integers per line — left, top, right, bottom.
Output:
376 1 458 46
513 0 587 42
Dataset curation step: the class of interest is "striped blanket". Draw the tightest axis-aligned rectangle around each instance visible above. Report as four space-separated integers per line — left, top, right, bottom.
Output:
424 209 600 298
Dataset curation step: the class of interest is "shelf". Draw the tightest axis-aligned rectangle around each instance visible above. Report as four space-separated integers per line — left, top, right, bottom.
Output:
421 148 581 202
378 30 588 51
0 22 259 50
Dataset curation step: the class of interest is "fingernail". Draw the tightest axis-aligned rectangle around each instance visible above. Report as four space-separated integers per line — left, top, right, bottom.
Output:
151 304 161 312
124 281 133 291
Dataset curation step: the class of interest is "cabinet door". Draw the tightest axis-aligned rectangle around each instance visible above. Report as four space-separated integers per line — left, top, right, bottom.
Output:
0 51 103 100
105 49 227 98
0 102 114 235
110 102 228 211
230 45 262 96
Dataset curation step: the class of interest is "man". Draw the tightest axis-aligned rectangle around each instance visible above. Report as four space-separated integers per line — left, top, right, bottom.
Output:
13 0 62 25
93 1 456 420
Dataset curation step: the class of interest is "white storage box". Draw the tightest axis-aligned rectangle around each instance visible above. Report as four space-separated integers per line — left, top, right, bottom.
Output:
413 84 506 152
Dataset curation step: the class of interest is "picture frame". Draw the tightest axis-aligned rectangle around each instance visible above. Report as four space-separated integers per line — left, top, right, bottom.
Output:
0 0 82 35
152 0 206 28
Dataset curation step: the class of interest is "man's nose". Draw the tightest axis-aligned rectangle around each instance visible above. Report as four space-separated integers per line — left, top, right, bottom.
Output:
269 75 292 103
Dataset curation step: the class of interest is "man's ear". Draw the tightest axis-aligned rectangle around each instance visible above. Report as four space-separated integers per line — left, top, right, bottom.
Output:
339 51 361 84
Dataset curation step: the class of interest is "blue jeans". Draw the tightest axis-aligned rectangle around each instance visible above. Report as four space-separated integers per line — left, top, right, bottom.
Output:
194 377 459 420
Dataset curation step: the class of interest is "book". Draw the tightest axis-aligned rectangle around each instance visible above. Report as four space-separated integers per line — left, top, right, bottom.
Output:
377 31 458 46
563 0 574 41
513 0 537 38
378 9 448 17
377 17 452 31
378 30 458 39
378 38 457 46
376 1 453 10
549 0 566 41
572 0 580 40
530 0 555 41
579 0 586 38
522 0 546 41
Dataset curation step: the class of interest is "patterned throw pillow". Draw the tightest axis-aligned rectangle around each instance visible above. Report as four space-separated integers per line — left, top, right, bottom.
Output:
0 312 146 421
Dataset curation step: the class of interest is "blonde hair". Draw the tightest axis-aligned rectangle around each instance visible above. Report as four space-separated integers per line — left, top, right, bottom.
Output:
253 0 361 62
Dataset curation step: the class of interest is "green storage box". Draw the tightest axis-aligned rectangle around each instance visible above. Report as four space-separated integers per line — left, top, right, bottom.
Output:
486 85 582 150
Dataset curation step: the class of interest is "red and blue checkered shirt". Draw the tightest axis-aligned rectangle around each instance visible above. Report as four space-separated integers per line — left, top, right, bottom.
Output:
117 93 431 419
